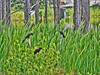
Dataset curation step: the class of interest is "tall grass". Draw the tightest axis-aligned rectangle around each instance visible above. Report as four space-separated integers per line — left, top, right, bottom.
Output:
0 23 100 75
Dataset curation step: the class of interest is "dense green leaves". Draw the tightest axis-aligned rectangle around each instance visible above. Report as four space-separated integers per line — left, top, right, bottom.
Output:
0 24 100 74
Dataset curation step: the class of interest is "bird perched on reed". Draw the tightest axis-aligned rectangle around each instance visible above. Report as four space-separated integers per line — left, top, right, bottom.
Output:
22 32 33 46
59 31 65 38
34 47 42 55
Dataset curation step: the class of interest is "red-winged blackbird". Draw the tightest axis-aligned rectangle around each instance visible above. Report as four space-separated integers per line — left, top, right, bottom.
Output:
22 32 33 43
59 31 65 38
34 47 42 55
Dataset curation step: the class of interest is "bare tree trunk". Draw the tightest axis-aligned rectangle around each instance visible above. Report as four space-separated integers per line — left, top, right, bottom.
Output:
6 0 11 25
24 0 31 25
73 0 81 30
2 0 6 24
53 0 60 25
81 0 90 32
34 0 39 24
45 0 48 24
0 0 2 20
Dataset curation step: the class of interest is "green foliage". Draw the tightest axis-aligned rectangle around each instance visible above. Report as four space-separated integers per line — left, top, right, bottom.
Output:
90 7 100 25
0 4 100 75
11 10 24 26
11 0 24 10
0 23 100 75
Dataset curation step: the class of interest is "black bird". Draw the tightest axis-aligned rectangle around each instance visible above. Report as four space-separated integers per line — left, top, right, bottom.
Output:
34 47 42 55
22 32 33 43
59 31 65 38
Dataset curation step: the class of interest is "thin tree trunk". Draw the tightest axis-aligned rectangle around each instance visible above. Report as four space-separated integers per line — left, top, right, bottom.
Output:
81 0 90 32
57 0 60 24
73 0 81 30
6 0 11 25
24 0 31 25
2 0 6 24
45 0 48 24
0 0 2 20
34 0 39 24
53 0 60 25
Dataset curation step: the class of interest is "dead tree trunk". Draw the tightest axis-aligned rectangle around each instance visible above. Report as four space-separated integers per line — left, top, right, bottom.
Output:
53 0 60 25
0 0 2 20
73 0 81 30
45 0 48 24
24 0 31 25
34 0 39 24
6 0 11 25
81 0 90 32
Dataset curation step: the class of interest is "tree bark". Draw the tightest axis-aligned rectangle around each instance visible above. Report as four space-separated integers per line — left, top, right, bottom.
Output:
2 0 6 24
6 0 11 25
81 0 90 32
34 0 39 24
24 0 31 25
45 0 48 24
53 0 60 25
73 0 81 30
0 0 2 20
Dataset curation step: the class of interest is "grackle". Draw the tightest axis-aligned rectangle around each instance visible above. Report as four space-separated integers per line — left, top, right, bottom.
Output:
22 32 33 43
34 47 42 55
59 31 65 38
